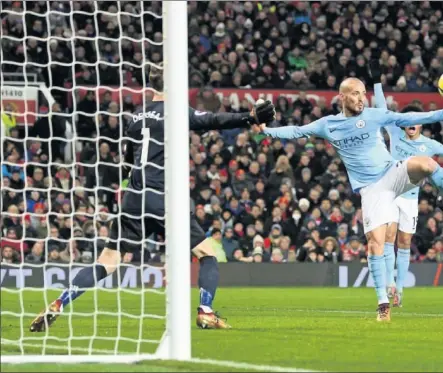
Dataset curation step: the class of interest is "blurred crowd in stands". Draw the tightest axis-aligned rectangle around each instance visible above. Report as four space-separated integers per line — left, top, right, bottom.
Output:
1 1 443 265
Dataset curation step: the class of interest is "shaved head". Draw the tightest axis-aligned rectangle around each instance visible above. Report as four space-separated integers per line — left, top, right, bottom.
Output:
339 78 366 116
339 78 365 94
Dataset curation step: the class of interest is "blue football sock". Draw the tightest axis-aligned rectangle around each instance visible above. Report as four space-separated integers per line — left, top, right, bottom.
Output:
430 165 443 191
58 264 108 308
384 242 396 287
198 256 219 312
396 248 410 293
368 254 389 304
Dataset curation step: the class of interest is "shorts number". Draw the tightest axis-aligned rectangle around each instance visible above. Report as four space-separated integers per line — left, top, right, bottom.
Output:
140 128 151 165
412 216 417 230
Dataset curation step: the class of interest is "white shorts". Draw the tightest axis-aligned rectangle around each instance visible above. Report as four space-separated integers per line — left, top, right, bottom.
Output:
360 161 417 234
392 196 418 234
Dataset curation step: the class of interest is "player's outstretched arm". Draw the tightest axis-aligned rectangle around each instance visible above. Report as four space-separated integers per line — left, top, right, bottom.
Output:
383 109 443 128
370 61 399 140
374 83 387 109
258 117 327 139
369 60 388 110
189 100 276 131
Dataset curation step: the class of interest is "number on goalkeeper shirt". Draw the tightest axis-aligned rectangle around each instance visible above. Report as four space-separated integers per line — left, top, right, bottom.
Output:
141 128 151 165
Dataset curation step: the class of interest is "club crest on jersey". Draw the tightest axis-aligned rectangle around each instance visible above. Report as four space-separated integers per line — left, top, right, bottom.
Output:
356 120 366 129
419 145 427 152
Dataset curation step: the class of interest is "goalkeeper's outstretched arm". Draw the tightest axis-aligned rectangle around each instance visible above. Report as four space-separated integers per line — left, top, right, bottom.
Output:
149 63 276 131
189 100 276 131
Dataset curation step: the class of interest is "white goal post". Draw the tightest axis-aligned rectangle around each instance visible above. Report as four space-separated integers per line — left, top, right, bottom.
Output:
1 0 190 364
162 0 192 362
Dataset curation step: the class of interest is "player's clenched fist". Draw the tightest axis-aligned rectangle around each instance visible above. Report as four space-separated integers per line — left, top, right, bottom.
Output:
251 99 276 125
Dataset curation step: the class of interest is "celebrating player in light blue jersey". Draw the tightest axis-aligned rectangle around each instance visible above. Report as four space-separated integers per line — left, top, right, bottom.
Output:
373 82 443 309
255 77 443 321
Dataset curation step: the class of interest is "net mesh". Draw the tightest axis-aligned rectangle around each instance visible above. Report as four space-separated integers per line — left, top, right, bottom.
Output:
1 1 167 357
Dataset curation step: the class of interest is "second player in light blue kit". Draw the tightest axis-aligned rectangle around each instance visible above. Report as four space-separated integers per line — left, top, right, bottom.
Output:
256 77 443 321
373 80 443 308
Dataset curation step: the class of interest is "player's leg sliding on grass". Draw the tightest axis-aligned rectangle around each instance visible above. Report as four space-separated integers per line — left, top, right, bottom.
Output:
30 65 277 332
370 64 443 308
30 236 228 332
29 248 116 332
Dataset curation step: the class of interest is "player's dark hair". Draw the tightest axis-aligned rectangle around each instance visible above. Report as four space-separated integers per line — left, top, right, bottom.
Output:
401 105 423 113
400 105 423 131
149 63 164 93
211 228 222 236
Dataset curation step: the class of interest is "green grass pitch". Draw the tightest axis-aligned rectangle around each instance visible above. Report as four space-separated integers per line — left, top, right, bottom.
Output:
1 287 442 372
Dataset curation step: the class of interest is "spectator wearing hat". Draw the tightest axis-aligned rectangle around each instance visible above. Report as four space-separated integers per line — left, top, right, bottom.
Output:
336 223 350 250
347 236 367 262
22 214 41 246
340 198 356 223
264 223 284 251
251 246 264 263
232 169 254 196
252 235 270 262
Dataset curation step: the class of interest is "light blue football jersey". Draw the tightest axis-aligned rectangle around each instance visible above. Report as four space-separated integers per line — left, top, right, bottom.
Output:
262 106 443 192
374 83 443 199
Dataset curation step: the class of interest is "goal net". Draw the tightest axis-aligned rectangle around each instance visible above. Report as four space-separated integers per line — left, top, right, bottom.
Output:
1 0 190 364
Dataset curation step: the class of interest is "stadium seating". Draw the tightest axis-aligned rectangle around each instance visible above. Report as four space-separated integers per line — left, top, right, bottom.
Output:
1 1 442 265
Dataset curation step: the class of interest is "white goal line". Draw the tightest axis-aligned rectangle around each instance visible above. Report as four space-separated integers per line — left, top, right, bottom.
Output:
0 340 319 372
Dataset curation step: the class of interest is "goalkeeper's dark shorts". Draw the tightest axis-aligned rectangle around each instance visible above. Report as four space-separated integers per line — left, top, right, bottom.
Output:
107 190 206 253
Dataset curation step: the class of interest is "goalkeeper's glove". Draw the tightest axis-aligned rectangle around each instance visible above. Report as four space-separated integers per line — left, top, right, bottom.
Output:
368 59 382 84
250 100 276 125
